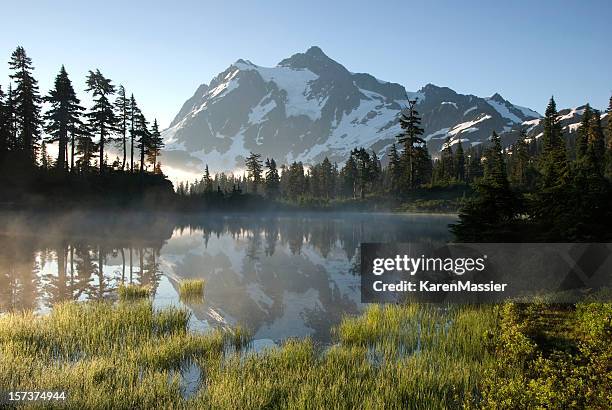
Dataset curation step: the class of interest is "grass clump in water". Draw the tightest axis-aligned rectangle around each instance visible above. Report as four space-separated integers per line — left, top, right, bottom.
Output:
118 283 151 301
0 300 227 408
179 279 206 303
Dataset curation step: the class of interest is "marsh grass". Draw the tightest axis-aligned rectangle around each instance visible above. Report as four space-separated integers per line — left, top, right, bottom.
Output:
118 283 152 301
179 279 206 303
7 300 594 409
0 300 229 408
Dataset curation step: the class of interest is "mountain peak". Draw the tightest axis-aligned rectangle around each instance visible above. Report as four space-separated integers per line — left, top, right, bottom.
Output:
305 46 327 58
489 92 506 103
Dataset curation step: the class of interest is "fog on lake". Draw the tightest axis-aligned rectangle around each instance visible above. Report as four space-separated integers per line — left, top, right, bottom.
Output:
0 212 455 345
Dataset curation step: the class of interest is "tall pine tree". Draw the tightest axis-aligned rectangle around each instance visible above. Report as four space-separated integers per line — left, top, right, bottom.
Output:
245 152 263 194
115 85 129 170
265 158 280 199
129 94 140 172
44 66 84 172
509 129 530 187
576 104 591 161
396 99 425 190
0 86 9 159
454 140 465 182
146 119 164 173
9 46 42 166
85 69 117 172
539 97 568 187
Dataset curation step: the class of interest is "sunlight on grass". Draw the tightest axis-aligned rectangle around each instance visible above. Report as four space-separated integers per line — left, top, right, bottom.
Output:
118 283 151 301
179 279 205 303
2 300 607 408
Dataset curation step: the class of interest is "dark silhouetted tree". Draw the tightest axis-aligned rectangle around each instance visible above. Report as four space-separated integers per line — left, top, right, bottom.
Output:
396 99 425 190
9 46 42 165
451 131 521 241
245 152 263 193
146 119 163 173
265 158 280 199
85 69 117 172
115 85 128 170
44 66 84 172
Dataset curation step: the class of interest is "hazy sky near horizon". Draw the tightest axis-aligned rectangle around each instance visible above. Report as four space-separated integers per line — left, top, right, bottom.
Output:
2 0 611 129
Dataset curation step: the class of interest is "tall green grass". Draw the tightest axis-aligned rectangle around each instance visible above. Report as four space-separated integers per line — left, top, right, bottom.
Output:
7 300 602 408
191 304 500 409
118 283 151 301
179 279 206 303
0 300 228 408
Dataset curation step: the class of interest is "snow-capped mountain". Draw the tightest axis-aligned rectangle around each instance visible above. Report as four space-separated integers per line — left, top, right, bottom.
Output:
162 46 541 174
499 105 609 148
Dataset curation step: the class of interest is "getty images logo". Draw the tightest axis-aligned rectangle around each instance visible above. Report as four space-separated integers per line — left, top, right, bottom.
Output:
372 255 488 276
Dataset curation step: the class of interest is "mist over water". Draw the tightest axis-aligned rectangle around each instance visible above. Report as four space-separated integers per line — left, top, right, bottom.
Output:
0 211 455 344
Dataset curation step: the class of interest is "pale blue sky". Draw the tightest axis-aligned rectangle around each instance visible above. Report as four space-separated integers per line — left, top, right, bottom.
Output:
2 0 611 128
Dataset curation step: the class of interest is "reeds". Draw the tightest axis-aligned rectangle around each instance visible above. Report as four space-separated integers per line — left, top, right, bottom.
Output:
179 279 205 303
0 300 509 408
118 283 151 301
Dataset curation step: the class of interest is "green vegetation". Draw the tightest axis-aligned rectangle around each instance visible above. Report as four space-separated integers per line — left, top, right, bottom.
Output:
178 279 205 303
0 299 609 408
118 283 151 301
453 97 612 241
479 301 612 408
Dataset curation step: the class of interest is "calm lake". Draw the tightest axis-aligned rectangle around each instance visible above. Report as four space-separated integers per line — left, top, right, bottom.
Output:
0 212 455 346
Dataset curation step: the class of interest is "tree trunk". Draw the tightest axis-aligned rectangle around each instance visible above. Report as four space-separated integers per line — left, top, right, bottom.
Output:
122 128 126 171
99 126 105 172
130 133 134 173
70 132 75 172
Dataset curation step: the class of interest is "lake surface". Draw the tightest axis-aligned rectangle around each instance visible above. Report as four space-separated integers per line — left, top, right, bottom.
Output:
0 212 455 345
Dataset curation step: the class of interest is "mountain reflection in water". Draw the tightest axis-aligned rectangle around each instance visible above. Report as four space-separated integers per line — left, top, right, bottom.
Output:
0 212 455 344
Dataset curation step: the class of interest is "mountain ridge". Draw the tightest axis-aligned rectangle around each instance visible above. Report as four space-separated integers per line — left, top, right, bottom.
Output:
161 46 543 175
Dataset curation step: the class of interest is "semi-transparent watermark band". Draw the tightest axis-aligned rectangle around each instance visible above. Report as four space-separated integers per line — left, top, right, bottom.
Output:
360 243 612 303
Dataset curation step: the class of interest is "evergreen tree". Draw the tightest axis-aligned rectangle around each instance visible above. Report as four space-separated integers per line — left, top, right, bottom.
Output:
439 137 455 183
396 99 425 190
388 143 402 192
319 157 335 199
0 86 9 159
85 69 117 172
451 131 520 241
129 94 140 172
265 158 280 199
43 66 84 172
351 148 373 199
115 85 129 170
576 104 591 161
146 119 164 173
341 156 358 198
245 152 263 193
203 165 213 192
135 111 150 173
40 141 52 169
509 129 530 187
532 97 569 237
75 122 96 172
9 46 42 165
5 85 18 152
586 110 605 171
454 140 465 182
287 161 306 200
465 146 483 182
539 97 567 187
370 150 382 194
